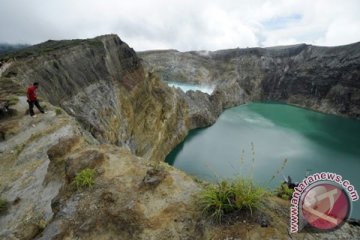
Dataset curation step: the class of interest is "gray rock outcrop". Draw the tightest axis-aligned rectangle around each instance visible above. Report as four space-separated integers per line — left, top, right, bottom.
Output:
1 35 189 161
140 42 360 119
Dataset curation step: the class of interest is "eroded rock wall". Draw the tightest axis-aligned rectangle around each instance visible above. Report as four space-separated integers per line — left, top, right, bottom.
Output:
140 42 360 118
1 35 189 161
0 98 203 240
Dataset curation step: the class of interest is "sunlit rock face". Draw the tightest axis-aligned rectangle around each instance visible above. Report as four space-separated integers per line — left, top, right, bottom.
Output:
1 35 189 161
0 98 202 240
0 36 200 239
140 42 360 119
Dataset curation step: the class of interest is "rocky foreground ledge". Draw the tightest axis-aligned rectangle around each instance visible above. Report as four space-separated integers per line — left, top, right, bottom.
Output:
0 35 359 239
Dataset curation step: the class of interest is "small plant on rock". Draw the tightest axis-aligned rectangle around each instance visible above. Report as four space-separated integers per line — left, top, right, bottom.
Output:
275 182 294 200
199 144 268 222
55 108 62 115
200 181 234 221
8 96 19 106
232 178 265 215
199 178 265 222
0 198 9 214
74 168 95 189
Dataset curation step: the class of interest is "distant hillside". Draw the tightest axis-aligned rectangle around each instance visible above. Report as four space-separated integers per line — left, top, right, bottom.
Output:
0 43 30 55
140 41 360 119
0 39 104 61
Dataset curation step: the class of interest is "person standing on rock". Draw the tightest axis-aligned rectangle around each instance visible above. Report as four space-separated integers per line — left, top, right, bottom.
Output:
27 82 45 117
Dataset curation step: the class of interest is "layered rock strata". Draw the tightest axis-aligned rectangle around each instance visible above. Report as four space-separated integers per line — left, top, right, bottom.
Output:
140 42 360 119
1 35 189 161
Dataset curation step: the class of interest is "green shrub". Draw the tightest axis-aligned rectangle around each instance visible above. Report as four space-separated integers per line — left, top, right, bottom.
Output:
74 168 95 189
8 96 19 106
199 178 265 222
275 183 294 200
200 181 233 221
0 198 9 213
55 108 62 115
232 179 265 214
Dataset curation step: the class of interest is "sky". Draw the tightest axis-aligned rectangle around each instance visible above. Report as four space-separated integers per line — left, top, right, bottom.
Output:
0 0 359 51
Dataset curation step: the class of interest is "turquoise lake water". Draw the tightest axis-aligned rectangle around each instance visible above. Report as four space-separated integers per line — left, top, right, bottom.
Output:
166 103 360 219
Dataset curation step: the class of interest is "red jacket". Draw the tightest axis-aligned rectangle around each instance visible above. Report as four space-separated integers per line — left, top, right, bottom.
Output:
27 85 37 101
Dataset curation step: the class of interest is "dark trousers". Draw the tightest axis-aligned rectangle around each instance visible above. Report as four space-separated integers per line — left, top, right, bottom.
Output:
28 100 44 116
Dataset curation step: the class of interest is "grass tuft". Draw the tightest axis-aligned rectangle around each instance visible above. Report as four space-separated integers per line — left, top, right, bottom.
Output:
199 178 265 222
73 168 95 190
7 96 19 106
55 108 62 115
0 198 9 214
275 182 294 200
232 179 265 215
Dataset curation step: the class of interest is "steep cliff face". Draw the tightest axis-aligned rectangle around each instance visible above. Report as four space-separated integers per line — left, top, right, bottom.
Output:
0 35 198 239
139 50 215 85
1 35 189 161
0 98 203 239
140 42 360 118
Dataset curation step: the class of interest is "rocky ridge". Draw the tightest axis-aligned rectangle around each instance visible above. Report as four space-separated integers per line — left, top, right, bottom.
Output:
0 97 204 239
140 42 360 121
0 35 189 162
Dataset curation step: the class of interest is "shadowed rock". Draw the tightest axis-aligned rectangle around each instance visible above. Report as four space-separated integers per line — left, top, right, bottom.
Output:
140 42 360 119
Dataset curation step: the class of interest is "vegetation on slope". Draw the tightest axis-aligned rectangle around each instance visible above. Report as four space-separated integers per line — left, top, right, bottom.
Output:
199 178 266 222
0 197 9 214
73 168 96 189
0 38 103 61
275 182 294 200
0 43 29 54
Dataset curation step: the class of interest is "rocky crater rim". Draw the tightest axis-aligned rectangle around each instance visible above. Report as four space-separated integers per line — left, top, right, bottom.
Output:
139 41 360 56
140 38 360 120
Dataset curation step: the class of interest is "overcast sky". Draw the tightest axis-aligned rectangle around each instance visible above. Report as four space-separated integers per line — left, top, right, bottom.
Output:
0 0 359 51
